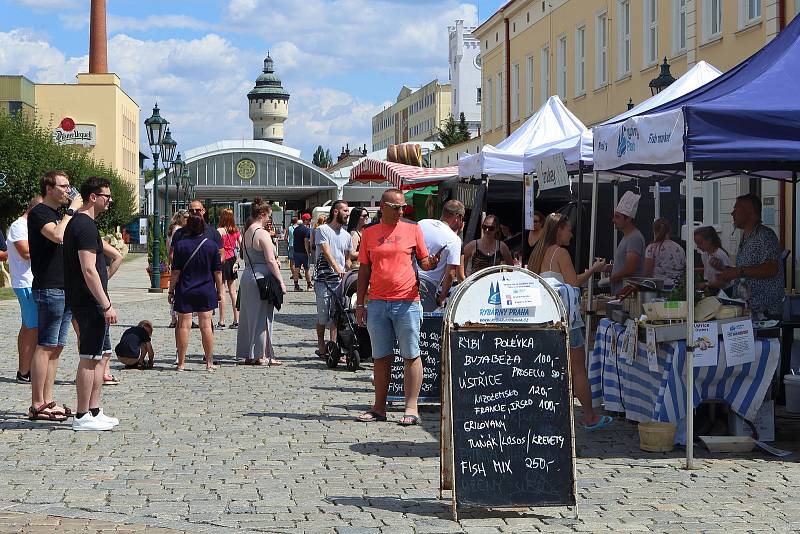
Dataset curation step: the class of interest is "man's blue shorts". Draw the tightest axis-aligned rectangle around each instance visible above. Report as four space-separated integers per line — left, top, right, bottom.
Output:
293 252 309 270
570 326 585 349
367 299 422 359
33 288 72 348
14 287 37 329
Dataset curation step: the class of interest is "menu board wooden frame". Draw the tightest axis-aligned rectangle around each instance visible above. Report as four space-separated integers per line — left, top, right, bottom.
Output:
439 265 577 520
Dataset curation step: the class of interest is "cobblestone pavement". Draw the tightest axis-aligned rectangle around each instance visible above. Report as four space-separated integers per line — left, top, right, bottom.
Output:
0 255 799 533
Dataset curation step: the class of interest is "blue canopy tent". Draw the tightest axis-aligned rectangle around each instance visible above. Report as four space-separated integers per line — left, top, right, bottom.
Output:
592 13 800 468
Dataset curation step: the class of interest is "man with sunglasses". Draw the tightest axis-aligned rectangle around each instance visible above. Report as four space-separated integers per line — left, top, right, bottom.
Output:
355 189 442 426
417 200 465 312
63 177 119 431
26 170 84 422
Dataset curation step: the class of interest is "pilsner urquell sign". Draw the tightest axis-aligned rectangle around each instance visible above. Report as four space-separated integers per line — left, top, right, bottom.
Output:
53 117 96 147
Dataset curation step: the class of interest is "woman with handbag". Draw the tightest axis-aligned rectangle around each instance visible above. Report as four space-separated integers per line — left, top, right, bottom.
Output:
217 208 241 329
168 214 223 371
236 198 287 366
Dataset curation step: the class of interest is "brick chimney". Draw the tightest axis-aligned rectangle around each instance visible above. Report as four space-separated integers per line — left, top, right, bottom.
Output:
89 0 108 73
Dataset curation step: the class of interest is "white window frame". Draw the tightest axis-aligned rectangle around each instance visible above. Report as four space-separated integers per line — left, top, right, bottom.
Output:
702 0 723 43
540 45 550 105
525 55 535 115
575 25 586 96
643 0 658 67
617 0 631 77
495 72 503 129
556 35 567 99
738 0 761 29
595 11 608 87
485 77 493 131
511 62 520 122
672 0 688 55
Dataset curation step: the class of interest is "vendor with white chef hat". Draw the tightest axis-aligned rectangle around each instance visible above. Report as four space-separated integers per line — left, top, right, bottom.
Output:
604 191 646 294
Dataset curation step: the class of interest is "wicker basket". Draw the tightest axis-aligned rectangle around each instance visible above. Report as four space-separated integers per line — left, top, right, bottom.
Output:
638 421 677 452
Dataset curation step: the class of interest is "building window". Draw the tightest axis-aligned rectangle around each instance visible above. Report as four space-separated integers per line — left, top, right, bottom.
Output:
575 25 586 96
540 45 550 105
703 0 723 42
526 55 535 114
477 87 482 103
495 72 503 129
556 36 567 100
617 0 631 76
596 11 608 87
485 77 493 130
673 0 688 54
643 0 658 67
702 181 721 225
739 0 761 28
511 63 520 122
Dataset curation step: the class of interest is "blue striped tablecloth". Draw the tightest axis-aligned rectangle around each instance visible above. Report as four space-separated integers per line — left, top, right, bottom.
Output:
588 318 780 427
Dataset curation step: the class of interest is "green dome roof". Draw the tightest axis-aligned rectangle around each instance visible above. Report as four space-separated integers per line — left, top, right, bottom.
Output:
248 54 290 100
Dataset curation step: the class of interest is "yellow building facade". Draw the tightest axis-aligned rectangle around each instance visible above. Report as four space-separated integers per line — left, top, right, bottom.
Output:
33 73 140 204
475 0 800 274
371 80 452 151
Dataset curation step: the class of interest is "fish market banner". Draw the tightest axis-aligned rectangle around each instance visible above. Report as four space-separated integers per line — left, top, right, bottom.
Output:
593 109 684 170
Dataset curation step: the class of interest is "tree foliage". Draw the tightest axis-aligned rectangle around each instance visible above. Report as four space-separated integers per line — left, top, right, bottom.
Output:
437 112 471 147
312 145 333 168
0 112 137 231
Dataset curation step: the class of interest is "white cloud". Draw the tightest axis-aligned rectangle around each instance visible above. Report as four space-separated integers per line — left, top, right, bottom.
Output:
9 0 81 11
0 28 87 82
222 0 478 82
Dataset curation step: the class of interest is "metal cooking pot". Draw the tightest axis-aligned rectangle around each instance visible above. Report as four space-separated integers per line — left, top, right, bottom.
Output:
623 278 667 317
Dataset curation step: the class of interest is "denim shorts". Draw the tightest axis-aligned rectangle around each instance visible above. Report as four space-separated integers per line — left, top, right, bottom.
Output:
288 249 294 260
570 326 585 349
367 299 422 359
14 287 38 329
33 288 72 348
72 305 112 360
314 281 336 327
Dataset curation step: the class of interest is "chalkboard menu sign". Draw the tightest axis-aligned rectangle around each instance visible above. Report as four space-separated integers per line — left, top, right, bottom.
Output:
447 327 575 509
388 314 443 403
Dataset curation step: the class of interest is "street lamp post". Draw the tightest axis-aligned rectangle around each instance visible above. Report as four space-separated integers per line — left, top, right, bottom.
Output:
172 152 186 212
649 57 677 95
160 128 177 236
181 169 193 212
144 103 168 291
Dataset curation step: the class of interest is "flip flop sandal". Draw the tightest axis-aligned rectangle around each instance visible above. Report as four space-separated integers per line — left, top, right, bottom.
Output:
27 402 67 422
398 414 421 426
315 349 328 360
355 410 387 422
583 415 613 432
103 375 119 385
268 359 283 366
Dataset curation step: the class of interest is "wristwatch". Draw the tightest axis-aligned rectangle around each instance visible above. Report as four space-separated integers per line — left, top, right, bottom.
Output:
65 208 75 216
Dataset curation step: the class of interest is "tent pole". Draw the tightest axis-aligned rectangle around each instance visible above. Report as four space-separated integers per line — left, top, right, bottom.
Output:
685 161 696 471
576 162 585 273
613 181 619 251
585 170 600 360
655 181 661 219
793 173 797 291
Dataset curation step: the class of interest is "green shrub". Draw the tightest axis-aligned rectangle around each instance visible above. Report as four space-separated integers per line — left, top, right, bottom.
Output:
0 113 136 231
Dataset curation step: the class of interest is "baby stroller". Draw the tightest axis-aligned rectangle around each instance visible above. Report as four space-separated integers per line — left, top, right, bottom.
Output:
320 268 372 371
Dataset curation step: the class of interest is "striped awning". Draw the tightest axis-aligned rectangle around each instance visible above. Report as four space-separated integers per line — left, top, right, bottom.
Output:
349 158 458 190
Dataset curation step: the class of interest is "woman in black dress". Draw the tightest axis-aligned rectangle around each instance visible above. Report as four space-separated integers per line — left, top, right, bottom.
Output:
168 214 223 371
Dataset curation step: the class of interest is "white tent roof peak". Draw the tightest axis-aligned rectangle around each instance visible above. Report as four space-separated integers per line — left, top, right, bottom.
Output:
459 95 591 178
602 61 722 125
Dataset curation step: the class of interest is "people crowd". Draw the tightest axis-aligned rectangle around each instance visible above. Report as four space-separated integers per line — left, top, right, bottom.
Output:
4 170 786 433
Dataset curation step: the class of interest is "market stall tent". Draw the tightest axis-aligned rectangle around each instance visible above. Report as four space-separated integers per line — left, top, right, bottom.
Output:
459 96 591 178
349 158 458 190
591 13 800 468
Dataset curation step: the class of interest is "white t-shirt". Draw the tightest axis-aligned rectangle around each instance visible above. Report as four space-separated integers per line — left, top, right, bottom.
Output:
7 217 33 288
418 219 462 284
701 248 730 287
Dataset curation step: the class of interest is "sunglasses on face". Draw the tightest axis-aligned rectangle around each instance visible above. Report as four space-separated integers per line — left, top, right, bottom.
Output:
96 193 113 202
385 202 407 210
189 208 203 213
482 225 497 232
360 214 369 219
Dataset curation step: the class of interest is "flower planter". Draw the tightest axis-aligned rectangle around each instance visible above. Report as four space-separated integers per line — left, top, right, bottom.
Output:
145 267 171 290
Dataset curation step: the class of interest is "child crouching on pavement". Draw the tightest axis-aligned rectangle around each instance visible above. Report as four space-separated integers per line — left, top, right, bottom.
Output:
115 320 155 369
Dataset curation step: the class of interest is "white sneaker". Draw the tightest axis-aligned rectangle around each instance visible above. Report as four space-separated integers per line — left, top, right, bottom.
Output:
72 413 114 431
95 409 119 427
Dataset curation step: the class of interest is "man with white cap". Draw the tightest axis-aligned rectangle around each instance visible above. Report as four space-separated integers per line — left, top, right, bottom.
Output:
608 191 645 294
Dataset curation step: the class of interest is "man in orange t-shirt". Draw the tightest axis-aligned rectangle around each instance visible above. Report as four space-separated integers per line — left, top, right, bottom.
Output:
355 189 442 425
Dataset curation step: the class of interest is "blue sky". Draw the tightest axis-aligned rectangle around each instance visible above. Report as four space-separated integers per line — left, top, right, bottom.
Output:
1 0 506 160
